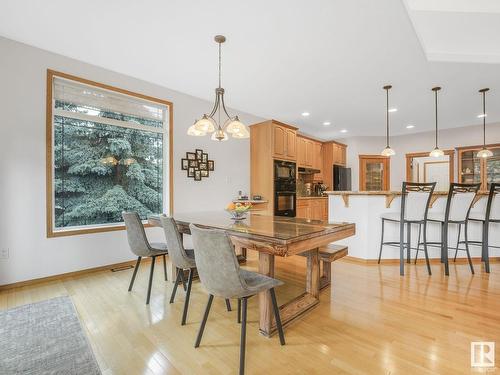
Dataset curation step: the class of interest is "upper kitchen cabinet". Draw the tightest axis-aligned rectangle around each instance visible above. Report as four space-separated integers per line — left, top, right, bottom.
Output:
297 136 319 168
272 121 297 161
322 141 348 188
457 144 500 190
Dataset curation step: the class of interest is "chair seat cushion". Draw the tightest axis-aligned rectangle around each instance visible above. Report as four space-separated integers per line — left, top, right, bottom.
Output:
149 242 168 253
380 212 401 221
239 269 283 297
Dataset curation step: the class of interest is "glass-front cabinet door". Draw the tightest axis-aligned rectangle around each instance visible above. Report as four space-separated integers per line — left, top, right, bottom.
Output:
359 156 390 191
485 148 500 189
458 145 500 190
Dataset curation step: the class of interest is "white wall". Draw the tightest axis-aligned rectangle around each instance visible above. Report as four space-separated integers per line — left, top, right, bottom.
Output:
0 37 264 285
341 124 500 191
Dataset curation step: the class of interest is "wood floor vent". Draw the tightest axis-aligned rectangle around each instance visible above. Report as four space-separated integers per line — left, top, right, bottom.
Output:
110 265 134 272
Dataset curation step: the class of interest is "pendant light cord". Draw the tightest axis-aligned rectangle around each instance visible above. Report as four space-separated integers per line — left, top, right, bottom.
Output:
386 88 389 148
218 42 222 89
434 89 438 148
482 90 486 147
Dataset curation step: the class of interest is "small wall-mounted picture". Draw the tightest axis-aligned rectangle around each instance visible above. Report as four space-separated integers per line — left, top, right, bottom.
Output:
201 170 209 178
183 149 214 181
188 167 195 178
208 160 214 171
202 153 208 163
189 160 198 168
181 159 188 170
186 152 196 160
199 162 207 170
195 149 203 160
194 170 202 181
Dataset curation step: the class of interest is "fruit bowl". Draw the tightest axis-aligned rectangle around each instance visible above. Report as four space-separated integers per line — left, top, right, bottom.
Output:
225 202 252 220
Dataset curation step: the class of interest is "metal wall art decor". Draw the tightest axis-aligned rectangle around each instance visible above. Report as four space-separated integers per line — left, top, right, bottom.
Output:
181 149 214 181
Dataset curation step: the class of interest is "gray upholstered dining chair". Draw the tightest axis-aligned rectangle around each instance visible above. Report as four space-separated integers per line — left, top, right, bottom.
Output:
160 215 232 325
122 211 168 305
189 224 285 375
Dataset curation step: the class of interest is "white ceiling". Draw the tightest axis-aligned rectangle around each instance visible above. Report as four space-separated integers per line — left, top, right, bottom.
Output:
0 0 499 138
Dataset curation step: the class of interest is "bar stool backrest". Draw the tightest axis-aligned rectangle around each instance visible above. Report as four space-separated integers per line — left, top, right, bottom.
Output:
401 182 436 221
445 183 481 222
486 183 500 222
122 211 151 256
189 224 247 298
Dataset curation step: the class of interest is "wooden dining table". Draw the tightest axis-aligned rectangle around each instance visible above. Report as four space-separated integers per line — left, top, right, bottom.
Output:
149 212 355 337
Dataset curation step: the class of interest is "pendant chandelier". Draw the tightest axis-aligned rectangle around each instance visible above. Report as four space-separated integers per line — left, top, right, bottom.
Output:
381 85 396 157
187 35 249 141
477 88 493 158
429 86 444 157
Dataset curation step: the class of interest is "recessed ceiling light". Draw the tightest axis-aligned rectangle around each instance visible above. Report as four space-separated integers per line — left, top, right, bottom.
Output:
323 121 331 126
340 129 348 133
477 113 487 118
406 124 415 129
388 108 398 113
301 112 310 117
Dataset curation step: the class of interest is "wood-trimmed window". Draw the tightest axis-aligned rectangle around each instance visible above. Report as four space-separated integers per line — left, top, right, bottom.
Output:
46 70 173 237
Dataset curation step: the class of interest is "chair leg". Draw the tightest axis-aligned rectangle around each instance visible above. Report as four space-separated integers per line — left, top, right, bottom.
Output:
162 254 168 281
179 269 187 291
128 257 142 292
270 288 285 345
464 222 474 274
225 299 232 312
170 268 182 304
406 222 411 264
423 222 431 275
181 268 194 325
483 222 490 273
414 224 421 264
237 298 241 323
399 220 405 276
378 219 385 264
146 256 156 305
195 294 214 348
454 223 461 262
442 223 449 276
239 297 248 375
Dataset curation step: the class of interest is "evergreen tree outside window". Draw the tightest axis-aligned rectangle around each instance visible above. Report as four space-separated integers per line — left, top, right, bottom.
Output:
46 71 172 237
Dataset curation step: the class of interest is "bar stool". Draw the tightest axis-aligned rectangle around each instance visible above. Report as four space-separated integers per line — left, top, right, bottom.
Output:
160 215 232 325
426 183 481 276
379 182 436 276
461 183 500 273
122 212 168 305
189 224 285 375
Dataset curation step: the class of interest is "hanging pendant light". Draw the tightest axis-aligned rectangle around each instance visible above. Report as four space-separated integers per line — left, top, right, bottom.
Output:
477 88 493 158
429 86 445 157
188 35 249 141
381 85 396 157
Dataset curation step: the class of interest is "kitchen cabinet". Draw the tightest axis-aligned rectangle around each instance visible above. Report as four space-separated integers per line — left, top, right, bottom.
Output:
296 198 328 221
298 136 319 168
313 142 323 181
322 141 348 189
272 122 297 161
457 144 500 190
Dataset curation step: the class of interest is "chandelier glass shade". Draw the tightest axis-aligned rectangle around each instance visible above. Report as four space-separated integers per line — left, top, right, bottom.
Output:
188 35 249 141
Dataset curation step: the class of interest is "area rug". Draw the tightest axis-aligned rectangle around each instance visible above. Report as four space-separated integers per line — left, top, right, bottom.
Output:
0 296 101 375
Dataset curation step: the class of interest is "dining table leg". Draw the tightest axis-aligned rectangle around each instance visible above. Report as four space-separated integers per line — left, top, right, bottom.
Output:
258 248 320 337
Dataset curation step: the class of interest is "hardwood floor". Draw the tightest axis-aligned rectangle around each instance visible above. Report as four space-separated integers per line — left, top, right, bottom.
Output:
1 254 499 374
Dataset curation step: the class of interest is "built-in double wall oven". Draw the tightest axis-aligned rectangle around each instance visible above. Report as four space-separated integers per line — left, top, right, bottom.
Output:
274 160 296 217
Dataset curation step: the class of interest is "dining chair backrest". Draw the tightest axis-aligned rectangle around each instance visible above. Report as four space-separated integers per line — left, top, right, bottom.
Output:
189 224 246 298
122 211 152 256
486 183 500 222
160 215 193 269
401 182 436 221
445 183 481 222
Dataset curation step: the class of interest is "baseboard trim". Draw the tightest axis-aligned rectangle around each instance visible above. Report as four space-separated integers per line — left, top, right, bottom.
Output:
0 258 154 291
341 255 500 265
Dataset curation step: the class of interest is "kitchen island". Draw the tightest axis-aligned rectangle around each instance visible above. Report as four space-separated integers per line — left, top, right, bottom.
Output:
326 191 499 261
